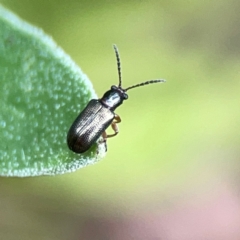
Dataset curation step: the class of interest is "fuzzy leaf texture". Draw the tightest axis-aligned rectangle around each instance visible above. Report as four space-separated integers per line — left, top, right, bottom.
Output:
0 5 106 177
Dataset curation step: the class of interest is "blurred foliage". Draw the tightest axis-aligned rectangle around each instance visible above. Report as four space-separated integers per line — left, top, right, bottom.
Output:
0 0 240 239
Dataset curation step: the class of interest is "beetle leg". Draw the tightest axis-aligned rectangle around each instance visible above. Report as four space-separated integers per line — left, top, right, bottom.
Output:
98 131 108 152
113 114 121 124
105 114 121 138
100 114 121 142
102 131 108 141
107 122 119 138
99 115 121 152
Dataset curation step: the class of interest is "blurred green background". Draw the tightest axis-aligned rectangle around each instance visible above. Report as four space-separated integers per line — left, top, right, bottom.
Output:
1 0 240 239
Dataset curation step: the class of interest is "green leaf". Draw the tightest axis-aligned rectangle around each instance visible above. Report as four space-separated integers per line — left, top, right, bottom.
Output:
0 5 106 177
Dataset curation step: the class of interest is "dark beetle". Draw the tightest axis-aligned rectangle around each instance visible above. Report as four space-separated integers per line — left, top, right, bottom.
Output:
67 45 166 153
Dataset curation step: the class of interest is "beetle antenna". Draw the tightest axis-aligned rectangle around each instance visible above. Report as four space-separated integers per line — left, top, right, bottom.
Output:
124 79 166 92
113 44 122 88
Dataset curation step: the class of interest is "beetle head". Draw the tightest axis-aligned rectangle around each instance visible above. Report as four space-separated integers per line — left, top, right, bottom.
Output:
101 85 128 110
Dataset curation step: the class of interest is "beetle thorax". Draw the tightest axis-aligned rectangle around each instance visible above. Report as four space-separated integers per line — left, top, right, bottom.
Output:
100 85 128 110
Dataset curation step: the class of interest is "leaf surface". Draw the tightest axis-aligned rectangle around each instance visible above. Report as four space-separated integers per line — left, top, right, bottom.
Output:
0 5 106 177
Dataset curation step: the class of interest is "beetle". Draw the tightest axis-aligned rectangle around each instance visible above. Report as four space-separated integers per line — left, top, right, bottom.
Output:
67 45 166 153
